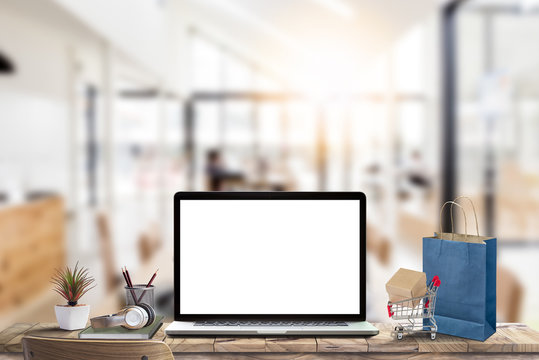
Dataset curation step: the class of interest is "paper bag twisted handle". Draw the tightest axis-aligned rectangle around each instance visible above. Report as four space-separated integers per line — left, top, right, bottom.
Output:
439 201 467 241
451 196 480 236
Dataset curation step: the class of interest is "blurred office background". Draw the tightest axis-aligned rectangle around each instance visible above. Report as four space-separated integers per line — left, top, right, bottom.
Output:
0 0 538 329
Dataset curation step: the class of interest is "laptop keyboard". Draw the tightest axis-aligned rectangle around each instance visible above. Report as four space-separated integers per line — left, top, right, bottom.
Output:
194 320 348 327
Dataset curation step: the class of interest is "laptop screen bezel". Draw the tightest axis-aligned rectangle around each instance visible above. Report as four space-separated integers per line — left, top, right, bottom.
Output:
174 191 367 322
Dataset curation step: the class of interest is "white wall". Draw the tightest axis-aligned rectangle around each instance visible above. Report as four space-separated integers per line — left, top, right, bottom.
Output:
0 0 179 294
51 0 171 81
0 0 104 203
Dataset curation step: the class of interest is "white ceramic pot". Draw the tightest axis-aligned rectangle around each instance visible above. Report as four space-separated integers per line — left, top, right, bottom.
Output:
54 304 90 330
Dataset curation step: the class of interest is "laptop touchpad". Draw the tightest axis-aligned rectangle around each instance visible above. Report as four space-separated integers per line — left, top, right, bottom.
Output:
254 328 290 334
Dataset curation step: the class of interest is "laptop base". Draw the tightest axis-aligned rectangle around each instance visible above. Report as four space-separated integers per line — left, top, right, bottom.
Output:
165 320 379 336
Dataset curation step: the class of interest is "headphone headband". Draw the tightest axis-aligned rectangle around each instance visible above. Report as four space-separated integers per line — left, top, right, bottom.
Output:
90 303 155 330
90 313 126 328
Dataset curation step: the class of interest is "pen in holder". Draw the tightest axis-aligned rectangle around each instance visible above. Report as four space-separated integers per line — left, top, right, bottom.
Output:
125 285 155 308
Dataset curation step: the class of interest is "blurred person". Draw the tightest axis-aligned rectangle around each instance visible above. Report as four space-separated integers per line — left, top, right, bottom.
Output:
398 149 432 202
364 163 384 203
205 149 243 191
206 149 225 191
407 150 431 190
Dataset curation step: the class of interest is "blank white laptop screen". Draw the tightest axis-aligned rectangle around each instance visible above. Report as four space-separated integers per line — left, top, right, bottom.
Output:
179 199 360 315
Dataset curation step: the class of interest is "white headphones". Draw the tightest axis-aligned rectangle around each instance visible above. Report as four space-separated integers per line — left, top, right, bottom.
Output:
90 303 156 330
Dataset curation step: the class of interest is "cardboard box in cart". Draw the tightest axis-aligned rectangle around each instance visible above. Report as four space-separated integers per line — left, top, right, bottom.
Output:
386 268 427 308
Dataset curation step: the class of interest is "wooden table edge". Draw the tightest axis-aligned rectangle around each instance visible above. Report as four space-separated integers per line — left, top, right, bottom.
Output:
1 323 539 354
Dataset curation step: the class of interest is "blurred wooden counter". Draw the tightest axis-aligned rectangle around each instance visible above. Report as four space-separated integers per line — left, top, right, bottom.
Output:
1 323 539 359
0 197 65 316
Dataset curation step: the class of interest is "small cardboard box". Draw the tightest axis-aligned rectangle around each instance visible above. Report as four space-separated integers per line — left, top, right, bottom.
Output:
386 268 427 308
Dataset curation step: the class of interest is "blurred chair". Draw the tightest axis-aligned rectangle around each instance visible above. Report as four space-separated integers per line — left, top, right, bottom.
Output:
96 212 120 292
22 336 173 360
497 266 523 323
397 210 435 252
498 162 539 240
138 222 163 264
366 224 391 266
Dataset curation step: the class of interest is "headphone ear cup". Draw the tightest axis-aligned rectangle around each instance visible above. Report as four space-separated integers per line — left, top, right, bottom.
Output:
123 306 146 329
137 303 155 327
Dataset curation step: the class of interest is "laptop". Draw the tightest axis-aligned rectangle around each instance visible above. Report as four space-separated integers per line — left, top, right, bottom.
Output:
165 191 379 335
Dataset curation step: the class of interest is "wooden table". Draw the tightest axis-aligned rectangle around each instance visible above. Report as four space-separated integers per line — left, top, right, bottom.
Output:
1 323 539 359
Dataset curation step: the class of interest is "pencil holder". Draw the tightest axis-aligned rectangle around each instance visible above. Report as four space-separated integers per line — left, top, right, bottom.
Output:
125 285 155 308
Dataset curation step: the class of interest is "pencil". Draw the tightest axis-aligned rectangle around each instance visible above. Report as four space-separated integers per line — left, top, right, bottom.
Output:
121 267 129 286
125 267 134 288
123 266 138 304
136 268 159 304
145 268 159 287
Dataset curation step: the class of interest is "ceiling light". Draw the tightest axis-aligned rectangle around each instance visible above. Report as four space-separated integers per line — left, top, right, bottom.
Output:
311 0 355 19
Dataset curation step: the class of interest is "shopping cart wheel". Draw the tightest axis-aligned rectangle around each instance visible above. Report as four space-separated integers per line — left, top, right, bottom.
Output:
431 332 436 340
397 332 403 340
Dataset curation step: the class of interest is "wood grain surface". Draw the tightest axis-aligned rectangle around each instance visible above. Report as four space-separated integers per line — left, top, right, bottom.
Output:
165 336 215 352
366 323 419 352
266 337 317 352
316 337 368 352
2 322 539 356
415 332 467 352
499 323 539 352
5 323 79 352
22 336 173 360
0 324 36 352
465 327 515 352
1 352 537 360
214 337 266 352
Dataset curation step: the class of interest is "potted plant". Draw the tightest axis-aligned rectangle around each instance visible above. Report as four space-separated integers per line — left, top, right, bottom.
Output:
52 262 96 330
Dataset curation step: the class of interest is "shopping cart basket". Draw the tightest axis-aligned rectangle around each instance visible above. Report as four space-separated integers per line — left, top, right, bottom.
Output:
387 275 441 340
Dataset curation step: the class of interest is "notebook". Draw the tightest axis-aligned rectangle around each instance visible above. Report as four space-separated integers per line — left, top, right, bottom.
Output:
79 315 164 339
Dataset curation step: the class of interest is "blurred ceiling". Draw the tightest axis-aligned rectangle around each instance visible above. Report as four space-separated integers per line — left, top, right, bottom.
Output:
181 0 438 88
0 0 439 91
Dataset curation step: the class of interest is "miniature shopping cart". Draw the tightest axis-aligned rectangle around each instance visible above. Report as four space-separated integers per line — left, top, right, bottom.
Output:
387 275 441 340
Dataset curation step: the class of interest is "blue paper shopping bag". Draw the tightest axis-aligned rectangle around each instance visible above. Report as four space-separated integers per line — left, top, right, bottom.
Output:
423 198 496 341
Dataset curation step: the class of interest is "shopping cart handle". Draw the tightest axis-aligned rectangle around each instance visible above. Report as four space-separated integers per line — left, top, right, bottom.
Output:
431 275 441 287
387 304 394 318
